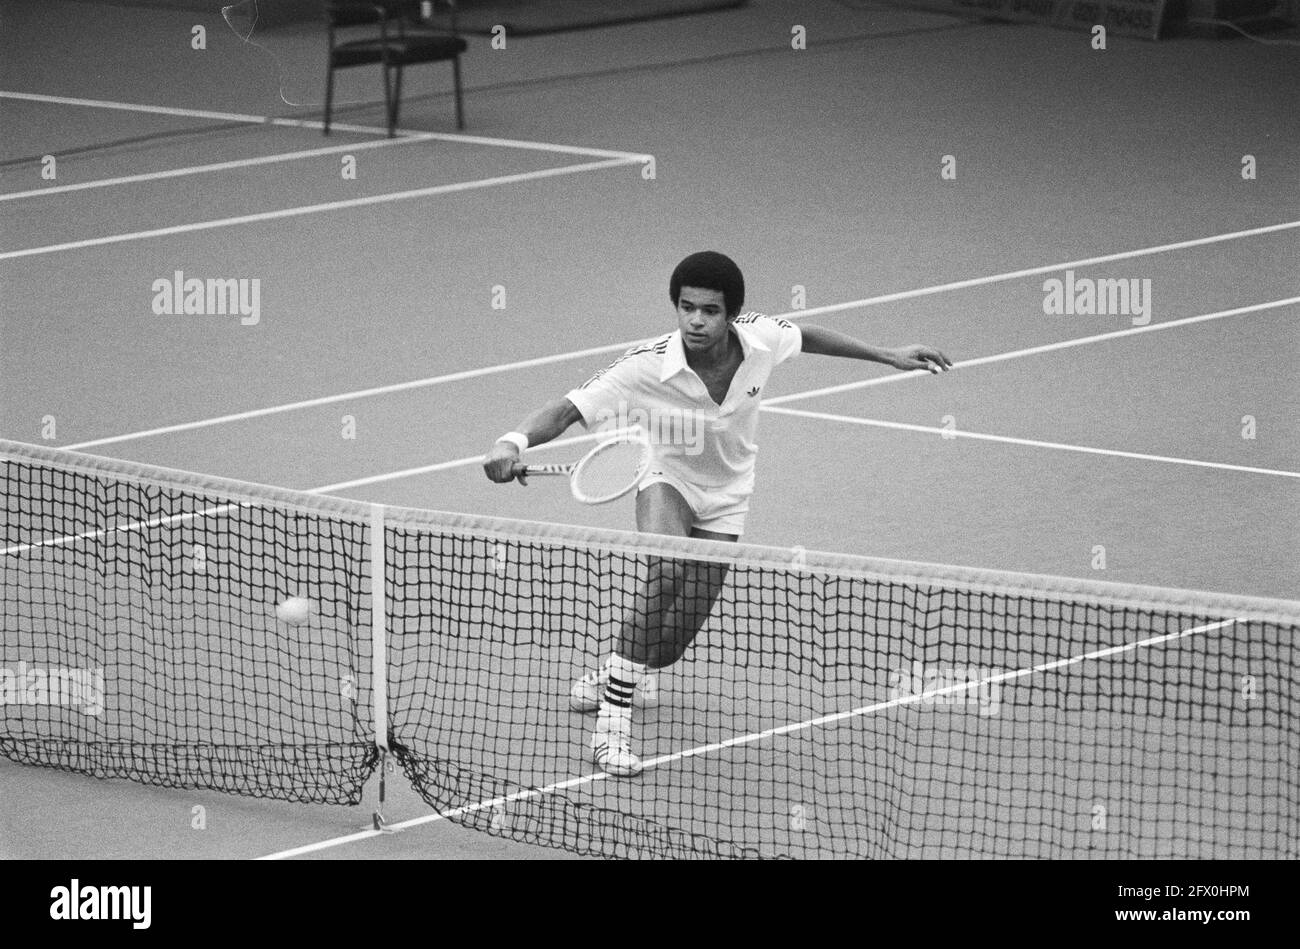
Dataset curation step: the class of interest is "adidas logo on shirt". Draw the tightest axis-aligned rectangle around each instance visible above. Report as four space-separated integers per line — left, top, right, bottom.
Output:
747 387 760 397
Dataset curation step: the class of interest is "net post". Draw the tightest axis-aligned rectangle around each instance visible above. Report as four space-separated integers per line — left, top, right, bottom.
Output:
370 503 391 831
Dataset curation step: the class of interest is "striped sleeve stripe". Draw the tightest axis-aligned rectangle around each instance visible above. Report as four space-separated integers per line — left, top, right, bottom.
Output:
735 311 794 330
577 335 671 390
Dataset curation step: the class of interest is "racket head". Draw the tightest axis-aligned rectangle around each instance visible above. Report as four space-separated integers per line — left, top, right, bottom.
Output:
569 432 652 504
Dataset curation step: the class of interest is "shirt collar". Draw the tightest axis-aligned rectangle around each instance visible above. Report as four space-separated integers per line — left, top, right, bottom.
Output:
659 321 769 383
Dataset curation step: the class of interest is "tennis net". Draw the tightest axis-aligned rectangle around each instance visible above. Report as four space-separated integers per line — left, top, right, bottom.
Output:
2 438 1296 858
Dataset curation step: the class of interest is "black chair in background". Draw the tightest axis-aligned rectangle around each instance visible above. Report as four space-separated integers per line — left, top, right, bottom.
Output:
324 1 467 136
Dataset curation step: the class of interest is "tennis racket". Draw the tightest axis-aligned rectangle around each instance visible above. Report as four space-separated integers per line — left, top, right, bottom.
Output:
515 431 652 505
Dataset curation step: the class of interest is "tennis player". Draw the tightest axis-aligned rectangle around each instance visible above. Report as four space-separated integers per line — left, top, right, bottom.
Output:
483 251 951 775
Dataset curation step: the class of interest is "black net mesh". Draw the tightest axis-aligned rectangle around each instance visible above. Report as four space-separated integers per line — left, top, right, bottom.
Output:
2 440 1296 857
0 450 377 804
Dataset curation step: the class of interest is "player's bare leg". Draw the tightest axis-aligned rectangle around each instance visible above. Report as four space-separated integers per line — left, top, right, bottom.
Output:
586 483 732 776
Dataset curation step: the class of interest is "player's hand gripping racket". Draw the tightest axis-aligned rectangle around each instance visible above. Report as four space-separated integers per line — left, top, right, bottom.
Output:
515 430 652 504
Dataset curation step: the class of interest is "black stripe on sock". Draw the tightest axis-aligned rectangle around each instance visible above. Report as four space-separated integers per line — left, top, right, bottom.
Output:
603 674 639 709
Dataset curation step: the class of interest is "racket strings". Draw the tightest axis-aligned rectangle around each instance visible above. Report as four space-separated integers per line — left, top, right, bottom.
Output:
572 440 649 502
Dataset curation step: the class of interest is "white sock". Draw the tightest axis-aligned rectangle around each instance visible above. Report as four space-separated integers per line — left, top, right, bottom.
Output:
598 653 645 733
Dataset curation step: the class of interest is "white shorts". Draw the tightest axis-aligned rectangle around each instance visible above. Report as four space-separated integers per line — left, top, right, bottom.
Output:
639 469 750 537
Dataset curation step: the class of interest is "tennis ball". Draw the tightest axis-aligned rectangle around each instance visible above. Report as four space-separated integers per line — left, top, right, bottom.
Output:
276 596 313 626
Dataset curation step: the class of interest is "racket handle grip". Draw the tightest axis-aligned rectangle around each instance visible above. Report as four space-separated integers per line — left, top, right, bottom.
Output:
518 464 573 476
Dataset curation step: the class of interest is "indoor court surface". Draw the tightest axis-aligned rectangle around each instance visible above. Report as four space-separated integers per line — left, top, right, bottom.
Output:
1 0 1297 861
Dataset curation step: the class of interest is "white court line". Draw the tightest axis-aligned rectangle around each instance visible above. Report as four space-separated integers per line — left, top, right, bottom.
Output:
763 295 1300 406
54 229 1300 451
0 89 403 137
0 503 245 557
299 343 1300 493
763 407 1300 480
258 616 1236 859
0 133 440 202
1 89 299 124
780 219 1300 317
316 393 1300 492
0 90 652 160
0 156 641 262
61 339 648 451
59 293 1300 456
386 130 651 161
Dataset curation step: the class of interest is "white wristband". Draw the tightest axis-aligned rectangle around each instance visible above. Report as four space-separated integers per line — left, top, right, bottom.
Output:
497 431 529 454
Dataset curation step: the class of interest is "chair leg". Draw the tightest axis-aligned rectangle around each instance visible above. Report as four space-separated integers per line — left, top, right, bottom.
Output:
392 65 404 131
381 62 395 137
324 65 335 135
452 57 464 130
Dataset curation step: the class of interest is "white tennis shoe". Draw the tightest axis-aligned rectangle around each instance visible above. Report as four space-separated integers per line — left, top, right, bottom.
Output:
591 720 643 777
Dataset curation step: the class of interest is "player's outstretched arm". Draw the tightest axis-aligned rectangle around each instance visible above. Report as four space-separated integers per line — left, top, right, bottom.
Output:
799 323 952 373
483 397 584 484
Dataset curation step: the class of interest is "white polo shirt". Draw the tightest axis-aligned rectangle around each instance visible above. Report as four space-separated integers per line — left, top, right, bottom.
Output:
564 312 802 492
